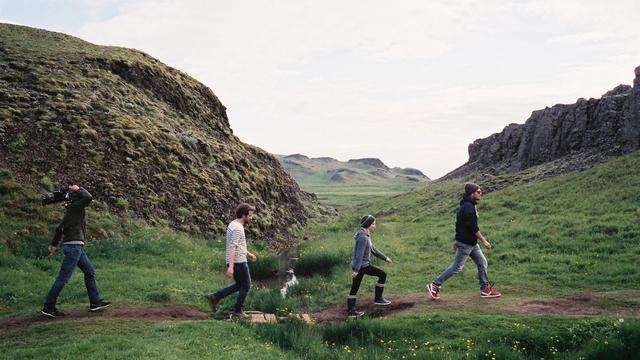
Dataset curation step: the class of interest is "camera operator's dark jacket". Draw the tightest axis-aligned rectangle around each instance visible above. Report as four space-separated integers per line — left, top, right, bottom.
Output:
51 188 93 247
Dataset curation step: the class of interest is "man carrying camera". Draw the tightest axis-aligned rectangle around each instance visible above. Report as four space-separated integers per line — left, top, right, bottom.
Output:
42 184 110 317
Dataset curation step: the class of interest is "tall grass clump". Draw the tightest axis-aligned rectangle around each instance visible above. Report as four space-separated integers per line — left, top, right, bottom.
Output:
245 288 290 314
295 248 349 276
248 253 279 280
255 318 331 358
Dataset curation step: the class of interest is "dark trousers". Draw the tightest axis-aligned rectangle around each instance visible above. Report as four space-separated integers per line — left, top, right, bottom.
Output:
213 262 252 312
349 265 387 296
44 244 101 308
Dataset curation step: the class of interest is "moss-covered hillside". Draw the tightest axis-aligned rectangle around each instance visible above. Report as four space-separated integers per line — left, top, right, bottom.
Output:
0 23 314 241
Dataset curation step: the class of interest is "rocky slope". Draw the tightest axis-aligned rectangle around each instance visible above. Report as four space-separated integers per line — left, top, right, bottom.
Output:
277 154 429 186
0 24 315 241
443 66 640 180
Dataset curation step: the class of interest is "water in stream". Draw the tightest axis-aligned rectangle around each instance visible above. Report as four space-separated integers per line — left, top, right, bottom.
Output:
276 246 298 298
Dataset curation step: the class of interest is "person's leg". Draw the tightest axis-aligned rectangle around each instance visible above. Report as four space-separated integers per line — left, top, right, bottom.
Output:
213 264 241 300
76 248 101 304
44 244 82 309
347 269 366 314
468 245 489 291
233 262 251 313
470 247 502 297
433 242 473 286
360 265 389 303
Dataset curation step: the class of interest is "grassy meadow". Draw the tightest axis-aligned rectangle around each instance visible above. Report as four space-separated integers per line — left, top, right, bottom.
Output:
2 151 640 358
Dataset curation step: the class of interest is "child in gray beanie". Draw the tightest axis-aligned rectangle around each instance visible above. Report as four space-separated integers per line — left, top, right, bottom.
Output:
347 215 393 317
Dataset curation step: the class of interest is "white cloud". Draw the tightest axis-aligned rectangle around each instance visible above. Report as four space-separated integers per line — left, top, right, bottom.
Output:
69 0 640 178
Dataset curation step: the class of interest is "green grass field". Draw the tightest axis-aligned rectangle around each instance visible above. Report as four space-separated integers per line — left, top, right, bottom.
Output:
2 151 640 358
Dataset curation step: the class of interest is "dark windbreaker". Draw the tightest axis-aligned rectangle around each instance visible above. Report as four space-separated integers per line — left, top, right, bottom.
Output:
51 187 93 246
455 198 480 246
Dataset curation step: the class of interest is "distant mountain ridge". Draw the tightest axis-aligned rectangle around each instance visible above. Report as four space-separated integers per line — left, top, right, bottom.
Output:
277 154 429 186
443 65 640 180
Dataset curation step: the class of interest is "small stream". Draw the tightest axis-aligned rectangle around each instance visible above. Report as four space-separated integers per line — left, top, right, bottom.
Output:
277 246 299 298
257 246 300 298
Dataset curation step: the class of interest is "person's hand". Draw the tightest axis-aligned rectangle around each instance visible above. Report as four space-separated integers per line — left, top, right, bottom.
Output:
351 271 358 279
452 243 458 253
385 257 393 264
247 253 257 262
226 267 234 278
482 240 492 249
68 185 80 192
48 245 57 254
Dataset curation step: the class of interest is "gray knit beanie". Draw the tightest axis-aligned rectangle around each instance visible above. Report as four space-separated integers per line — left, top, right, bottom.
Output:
464 183 481 196
360 215 376 228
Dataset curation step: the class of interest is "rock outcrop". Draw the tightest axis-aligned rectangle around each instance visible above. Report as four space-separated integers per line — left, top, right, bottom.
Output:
348 158 389 170
443 66 640 180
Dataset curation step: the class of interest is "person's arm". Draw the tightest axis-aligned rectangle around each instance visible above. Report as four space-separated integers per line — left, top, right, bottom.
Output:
49 223 64 253
226 228 241 277
66 186 93 210
475 230 491 249
226 247 235 277
246 250 257 262
464 204 491 248
371 243 392 263
351 233 367 277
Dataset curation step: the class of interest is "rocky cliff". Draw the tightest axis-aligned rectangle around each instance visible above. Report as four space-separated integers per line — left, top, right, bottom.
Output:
0 24 314 241
443 66 640 180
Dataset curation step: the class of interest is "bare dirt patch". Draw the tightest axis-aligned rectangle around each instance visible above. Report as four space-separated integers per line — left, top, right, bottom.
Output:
504 291 640 316
312 294 424 322
0 305 209 335
312 291 640 322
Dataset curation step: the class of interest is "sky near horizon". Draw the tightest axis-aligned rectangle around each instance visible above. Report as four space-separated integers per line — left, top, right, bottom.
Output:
1 1 639 178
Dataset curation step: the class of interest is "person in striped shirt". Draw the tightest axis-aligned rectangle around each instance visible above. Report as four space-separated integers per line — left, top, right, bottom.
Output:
205 203 258 317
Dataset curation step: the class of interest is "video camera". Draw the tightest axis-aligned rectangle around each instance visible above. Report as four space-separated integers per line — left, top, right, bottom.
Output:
41 188 70 206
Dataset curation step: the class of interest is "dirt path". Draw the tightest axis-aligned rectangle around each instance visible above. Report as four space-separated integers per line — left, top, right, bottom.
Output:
311 290 640 322
0 305 209 335
2 291 639 334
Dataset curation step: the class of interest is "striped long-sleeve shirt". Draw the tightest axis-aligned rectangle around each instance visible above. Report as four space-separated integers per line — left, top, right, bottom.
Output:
225 220 247 264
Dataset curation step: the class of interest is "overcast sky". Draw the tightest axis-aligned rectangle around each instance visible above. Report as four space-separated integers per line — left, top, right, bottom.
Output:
2 0 639 178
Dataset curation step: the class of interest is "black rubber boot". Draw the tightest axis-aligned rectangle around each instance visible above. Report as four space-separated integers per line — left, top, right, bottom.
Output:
347 296 364 317
374 284 391 305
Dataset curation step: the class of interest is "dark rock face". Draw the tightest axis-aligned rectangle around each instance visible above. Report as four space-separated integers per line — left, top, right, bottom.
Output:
0 24 313 241
443 65 640 180
348 158 389 169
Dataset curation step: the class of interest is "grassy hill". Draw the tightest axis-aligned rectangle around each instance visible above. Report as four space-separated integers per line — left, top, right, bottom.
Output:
0 23 314 241
2 149 639 358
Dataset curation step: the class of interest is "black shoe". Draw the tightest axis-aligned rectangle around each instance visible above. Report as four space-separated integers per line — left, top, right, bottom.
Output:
41 307 64 318
90 300 111 311
205 293 220 314
374 298 392 306
347 309 365 318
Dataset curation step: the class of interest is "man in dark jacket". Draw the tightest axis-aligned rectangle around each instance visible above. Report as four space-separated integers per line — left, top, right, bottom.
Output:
42 185 110 317
426 183 501 300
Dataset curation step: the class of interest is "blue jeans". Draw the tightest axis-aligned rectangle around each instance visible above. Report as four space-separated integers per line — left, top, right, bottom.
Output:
433 241 489 290
44 244 101 308
213 262 251 312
